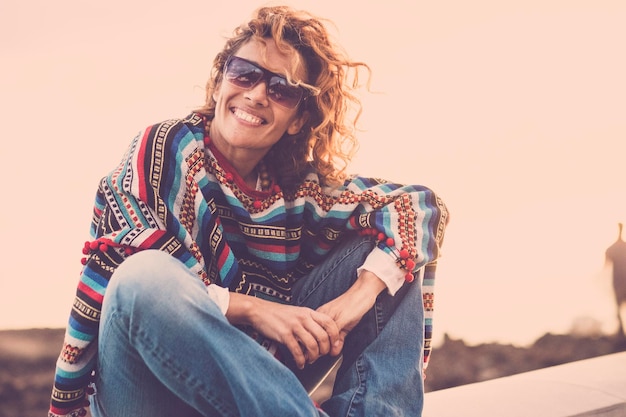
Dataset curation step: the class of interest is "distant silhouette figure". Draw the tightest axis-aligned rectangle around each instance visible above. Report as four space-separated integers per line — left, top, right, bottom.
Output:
605 223 626 337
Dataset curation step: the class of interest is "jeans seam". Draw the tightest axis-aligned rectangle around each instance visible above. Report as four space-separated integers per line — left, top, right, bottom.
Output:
374 299 384 335
344 355 366 417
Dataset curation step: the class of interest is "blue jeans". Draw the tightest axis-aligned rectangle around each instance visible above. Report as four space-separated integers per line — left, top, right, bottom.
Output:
91 235 425 417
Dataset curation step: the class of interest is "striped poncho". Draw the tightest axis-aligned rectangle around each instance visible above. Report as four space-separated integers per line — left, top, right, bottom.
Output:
49 113 449 417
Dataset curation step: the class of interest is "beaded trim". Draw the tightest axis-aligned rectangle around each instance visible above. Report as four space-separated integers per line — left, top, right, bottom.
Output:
357 227 418 283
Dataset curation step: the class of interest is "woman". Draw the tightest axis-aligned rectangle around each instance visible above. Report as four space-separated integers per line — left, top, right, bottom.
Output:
49 6 449 417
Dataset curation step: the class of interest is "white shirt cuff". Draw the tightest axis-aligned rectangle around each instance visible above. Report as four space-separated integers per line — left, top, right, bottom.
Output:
206 284 230 315
357 247 406 296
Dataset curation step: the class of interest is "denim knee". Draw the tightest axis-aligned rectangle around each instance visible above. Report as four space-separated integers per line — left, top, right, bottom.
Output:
105 250 192 313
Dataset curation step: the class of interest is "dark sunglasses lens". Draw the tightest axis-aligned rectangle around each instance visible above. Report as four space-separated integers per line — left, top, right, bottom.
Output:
268 77 303 108
225 56 305 109
225 59 262 88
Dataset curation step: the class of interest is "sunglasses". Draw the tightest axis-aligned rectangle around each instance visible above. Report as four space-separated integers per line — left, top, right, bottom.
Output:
223 55 308 109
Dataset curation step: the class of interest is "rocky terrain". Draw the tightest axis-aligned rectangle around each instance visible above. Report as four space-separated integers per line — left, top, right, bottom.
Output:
1 328 624 417
424 332 626 392
0 329 62 417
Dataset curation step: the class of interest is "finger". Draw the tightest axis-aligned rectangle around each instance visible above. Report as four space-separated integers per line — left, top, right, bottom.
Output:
310 311 341 355
336 330 348 354
295 327 321 364
306 314 334 356
284 336 307 369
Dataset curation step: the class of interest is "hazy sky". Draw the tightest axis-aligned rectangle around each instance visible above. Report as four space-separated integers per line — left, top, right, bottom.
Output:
1 0 625 346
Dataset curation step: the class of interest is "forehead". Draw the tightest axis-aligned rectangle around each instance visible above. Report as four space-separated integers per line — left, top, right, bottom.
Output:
234 38 308 82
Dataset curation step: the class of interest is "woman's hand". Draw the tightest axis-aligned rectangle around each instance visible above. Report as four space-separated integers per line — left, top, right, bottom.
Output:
224 270 386 369
226 293 341 369
316 270 387 352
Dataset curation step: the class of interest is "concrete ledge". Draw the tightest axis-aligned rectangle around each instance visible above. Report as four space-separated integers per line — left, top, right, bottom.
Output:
423 351 626 417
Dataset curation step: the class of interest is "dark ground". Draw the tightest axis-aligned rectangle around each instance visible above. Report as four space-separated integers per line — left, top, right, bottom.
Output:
1 328 625 417
423 332 626 392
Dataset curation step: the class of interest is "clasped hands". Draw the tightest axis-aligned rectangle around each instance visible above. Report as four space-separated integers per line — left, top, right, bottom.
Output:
226 270 386 369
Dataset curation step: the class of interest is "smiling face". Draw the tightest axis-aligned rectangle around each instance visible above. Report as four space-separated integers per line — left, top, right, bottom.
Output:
209 38 309 165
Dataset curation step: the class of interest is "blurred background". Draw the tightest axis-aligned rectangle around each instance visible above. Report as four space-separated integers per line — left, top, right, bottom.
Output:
1 0 625 416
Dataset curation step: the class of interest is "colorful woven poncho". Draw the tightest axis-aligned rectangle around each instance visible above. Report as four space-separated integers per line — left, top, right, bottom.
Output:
49 113 449 417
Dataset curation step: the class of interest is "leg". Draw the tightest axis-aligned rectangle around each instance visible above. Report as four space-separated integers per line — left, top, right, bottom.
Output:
291 235 426 417
92 250 325 417
616 299 625 338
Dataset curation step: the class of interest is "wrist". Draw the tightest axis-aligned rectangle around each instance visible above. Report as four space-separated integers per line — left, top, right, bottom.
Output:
225 292 257 326
355 270 387 293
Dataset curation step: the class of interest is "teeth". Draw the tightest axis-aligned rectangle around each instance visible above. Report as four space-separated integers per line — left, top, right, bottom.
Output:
233 108 263 125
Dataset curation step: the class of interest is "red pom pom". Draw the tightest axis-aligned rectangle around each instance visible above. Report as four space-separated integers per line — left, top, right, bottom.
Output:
89 240 99 250
405 272 415 283
399 249 410 259
99 243 109 252
80 257 88 265
385 237 395 247
406 259 416 270
225 172 234 182
253 200 263 210
82 247 90 255
377 232 385 241
124 247 134 256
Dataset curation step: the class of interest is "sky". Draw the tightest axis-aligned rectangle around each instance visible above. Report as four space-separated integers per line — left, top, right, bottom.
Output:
1 0 625 347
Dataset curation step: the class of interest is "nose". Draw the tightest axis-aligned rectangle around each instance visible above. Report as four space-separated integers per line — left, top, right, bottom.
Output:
243 80 270 107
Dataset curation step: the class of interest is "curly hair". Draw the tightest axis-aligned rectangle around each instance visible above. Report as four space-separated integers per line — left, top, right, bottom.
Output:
195 5 370 192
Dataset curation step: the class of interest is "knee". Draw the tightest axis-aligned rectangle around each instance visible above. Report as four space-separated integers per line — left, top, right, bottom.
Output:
107 250 189 307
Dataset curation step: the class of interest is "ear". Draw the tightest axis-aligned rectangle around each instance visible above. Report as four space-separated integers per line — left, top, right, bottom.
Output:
287 111 310 135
